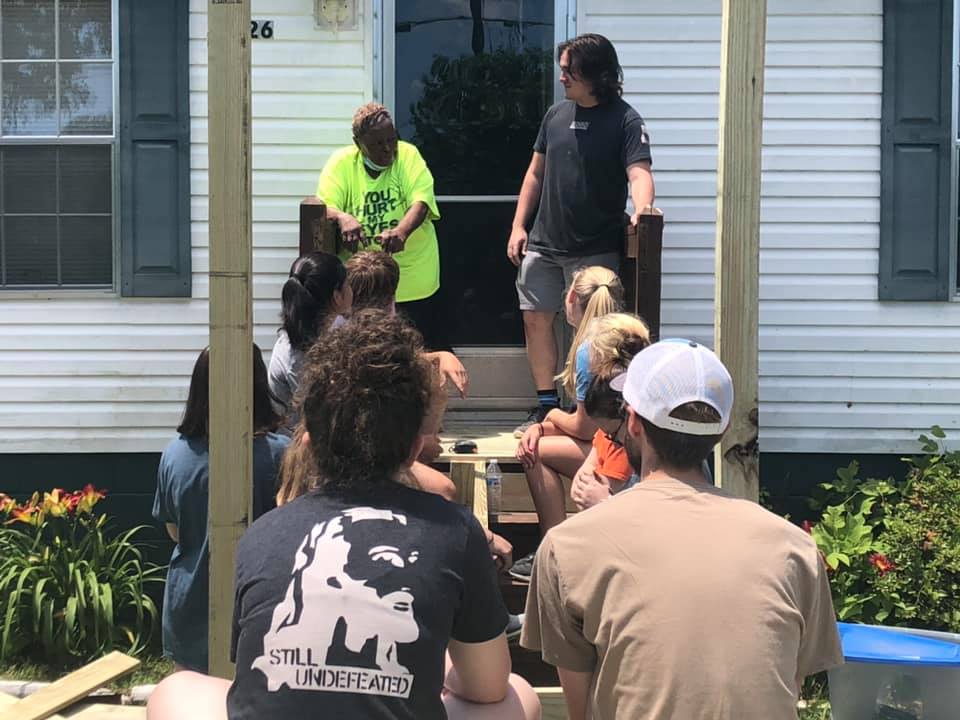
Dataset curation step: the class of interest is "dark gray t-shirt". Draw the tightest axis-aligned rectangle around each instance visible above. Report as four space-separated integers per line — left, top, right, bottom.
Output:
528 98 652 256
152 432 290 672
227 485 509 720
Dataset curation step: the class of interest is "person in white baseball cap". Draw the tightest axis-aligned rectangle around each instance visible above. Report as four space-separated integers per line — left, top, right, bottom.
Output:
609 337 733 475
521 339 842 720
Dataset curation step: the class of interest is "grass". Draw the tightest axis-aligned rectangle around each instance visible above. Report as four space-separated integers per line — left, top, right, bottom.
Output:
0 653 172 693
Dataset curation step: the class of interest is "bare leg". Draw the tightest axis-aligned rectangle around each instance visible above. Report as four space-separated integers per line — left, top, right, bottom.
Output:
443 674 542 720
147 671 230 720
522 311 558 390
524 435 592 535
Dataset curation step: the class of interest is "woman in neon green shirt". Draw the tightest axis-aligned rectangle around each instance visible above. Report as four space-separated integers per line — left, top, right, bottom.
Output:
317 102 449 350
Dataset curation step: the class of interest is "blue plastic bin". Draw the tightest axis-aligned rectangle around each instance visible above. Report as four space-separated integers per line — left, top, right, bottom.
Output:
829 622 960 719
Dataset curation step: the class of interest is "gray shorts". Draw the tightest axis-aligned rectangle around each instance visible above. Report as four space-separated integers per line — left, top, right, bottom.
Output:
516 249 620 313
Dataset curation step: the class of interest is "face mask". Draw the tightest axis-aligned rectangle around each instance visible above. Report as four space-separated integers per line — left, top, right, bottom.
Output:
363 155 390 173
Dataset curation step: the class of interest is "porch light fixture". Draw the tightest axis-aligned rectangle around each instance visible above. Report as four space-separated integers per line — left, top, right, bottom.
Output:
315 0 358 30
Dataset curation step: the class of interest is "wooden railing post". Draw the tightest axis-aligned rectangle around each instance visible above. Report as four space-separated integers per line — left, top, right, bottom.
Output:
299 197 339 256
622 210 664 341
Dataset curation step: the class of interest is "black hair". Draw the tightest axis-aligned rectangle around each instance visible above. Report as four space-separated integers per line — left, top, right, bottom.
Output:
177 344 281 439
281 251 347 352
584 376 625 421
557 33 624 103
639 402 723 470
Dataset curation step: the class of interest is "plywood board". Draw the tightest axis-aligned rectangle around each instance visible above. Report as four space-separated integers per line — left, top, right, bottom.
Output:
0 653 139 720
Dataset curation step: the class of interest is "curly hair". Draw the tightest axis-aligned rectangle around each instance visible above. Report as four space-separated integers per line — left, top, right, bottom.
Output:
346 251 400 311
558 33 624 104
352 102 393 141
295 309 431 493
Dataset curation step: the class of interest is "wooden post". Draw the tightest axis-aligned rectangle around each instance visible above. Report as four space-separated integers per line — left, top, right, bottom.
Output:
299 197 340 256
207 0 252 678
713 0 766 500
623 210 664 341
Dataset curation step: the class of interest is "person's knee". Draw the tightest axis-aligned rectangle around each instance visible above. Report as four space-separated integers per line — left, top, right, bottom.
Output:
442 674 542 720
147 671 230 720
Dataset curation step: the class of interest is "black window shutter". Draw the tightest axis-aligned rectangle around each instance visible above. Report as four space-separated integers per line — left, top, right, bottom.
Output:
119 0 191 297
879 0 953 300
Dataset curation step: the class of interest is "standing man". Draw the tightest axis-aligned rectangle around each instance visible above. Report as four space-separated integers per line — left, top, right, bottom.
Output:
521 340 843 719
508 33 654 436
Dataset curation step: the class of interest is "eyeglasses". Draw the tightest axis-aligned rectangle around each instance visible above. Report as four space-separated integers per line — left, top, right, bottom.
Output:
605 417 625 447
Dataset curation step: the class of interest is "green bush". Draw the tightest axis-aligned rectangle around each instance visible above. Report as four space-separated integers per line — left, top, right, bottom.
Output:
807 427 960 632
0 487 161 664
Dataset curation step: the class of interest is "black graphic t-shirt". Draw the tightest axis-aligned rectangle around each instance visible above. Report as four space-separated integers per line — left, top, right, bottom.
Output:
528 97 652 257
227 484 509 720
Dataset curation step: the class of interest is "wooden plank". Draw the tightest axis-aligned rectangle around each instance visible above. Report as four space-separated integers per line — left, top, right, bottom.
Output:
298 198 339 256
0 690 66 719
62 706 145 720
0 653 139 720
207 0 253 680
535 687 567 720
437 429 519 463
712 0 766 501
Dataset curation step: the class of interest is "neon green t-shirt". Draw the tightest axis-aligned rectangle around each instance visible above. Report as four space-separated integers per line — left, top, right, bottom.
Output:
316 141 441 303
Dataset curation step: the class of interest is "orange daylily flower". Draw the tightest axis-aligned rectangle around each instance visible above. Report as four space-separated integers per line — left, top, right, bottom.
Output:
869 552 896 577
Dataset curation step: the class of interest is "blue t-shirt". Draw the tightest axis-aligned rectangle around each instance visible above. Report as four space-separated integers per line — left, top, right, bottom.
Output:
575 341 593 402
152 432 290 672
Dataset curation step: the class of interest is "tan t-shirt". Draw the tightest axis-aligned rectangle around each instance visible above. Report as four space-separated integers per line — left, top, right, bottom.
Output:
521 475 843 720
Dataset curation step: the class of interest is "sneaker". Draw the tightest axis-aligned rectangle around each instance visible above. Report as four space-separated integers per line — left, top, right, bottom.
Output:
505 613 524 641
513 405 550 438
508 551 536 582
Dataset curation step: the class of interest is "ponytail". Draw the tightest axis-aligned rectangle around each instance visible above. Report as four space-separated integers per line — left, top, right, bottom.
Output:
280 251 347 351
557 266 624 395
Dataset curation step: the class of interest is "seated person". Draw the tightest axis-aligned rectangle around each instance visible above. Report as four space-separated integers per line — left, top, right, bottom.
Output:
147 311 539 720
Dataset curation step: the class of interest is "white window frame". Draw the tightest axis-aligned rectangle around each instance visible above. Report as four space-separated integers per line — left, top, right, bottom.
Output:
0 0 120 295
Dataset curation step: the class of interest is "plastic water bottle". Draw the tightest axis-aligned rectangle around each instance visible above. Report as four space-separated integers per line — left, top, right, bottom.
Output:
486 459 502 517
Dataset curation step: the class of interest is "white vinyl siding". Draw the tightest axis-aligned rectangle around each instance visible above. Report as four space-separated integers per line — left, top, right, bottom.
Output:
0 0 370 452
581 0 960 453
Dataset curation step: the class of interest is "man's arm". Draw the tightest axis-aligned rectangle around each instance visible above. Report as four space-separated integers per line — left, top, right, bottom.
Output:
627 161 655 226
165 523 179 543
507 153 546 266
558 667 592 720
444 635 512 703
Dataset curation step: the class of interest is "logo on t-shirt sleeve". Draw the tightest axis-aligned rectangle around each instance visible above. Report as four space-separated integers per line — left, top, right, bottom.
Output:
252 507 420 698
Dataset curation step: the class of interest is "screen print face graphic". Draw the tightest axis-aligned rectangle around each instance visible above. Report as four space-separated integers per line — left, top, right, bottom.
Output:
253 508 422 697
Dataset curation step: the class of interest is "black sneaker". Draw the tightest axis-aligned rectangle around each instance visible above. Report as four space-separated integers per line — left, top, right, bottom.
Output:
508 551 536 582
505 613 524 641
513 405 550 438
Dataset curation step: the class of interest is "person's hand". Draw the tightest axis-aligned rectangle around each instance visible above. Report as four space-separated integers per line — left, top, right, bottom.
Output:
434 351 469 398
418 432 443 464
507 226 528 266
515 423 543 469
337 213 366 251
487 530 513 571
377 227 408 254
571 468 612 511
630 204 656 227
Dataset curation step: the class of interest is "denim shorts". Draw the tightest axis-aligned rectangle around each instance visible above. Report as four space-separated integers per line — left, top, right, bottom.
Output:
515 249 620 313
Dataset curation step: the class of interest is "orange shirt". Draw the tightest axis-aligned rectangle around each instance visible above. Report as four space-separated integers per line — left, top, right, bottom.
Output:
592 429 633 483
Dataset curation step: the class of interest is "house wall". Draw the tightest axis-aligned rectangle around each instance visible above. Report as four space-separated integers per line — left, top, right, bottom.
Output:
583 0 960 453
1 0 957 458
0 0 371 453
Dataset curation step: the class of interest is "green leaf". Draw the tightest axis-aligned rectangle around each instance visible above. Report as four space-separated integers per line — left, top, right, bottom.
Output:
931 425 946 439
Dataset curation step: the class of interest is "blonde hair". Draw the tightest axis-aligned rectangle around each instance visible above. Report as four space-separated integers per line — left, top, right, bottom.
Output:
557 266 624 395
588 313 651 379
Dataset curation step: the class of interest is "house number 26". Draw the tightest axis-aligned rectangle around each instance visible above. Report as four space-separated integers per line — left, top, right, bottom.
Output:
251 20 274 39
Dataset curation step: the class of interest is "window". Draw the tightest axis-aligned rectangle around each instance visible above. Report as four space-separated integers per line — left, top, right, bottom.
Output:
0 0 115 289
385 0 558 344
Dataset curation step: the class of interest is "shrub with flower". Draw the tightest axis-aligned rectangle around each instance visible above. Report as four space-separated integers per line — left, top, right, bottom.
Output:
0 486 160 664
805 426 960 632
